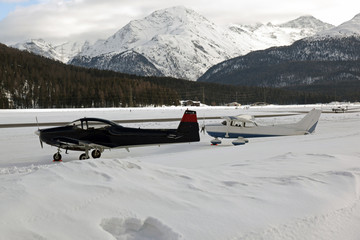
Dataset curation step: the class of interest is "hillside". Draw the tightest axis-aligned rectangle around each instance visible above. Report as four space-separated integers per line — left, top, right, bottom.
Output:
197 12 360 101
197 36 360 101
0 44 334 108
0 44 178 108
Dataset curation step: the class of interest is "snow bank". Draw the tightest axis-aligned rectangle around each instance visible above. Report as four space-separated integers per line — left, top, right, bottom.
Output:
1 106 360 239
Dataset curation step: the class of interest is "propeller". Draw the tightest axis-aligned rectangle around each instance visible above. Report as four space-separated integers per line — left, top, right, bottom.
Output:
35 117 43 148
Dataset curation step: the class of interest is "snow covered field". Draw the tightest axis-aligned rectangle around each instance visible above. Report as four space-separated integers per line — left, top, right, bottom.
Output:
1 105 360 240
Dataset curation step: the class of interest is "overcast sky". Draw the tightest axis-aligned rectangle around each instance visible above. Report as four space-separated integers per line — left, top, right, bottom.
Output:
0 0 359 45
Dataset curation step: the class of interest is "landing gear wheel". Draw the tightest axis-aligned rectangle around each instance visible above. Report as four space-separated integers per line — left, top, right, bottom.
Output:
210 138 222 145
91 149 101 159
79 153 89 160
53 152 62 161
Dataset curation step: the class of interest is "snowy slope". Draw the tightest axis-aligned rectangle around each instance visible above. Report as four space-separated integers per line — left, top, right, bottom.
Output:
12 39 89 63
1 105 360 239
12 39 65 62
74 6 333 80
76 6 250 80
314 13 360 38
229 15 334 51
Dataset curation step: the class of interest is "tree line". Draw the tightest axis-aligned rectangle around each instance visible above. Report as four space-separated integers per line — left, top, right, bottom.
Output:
0 43 334 109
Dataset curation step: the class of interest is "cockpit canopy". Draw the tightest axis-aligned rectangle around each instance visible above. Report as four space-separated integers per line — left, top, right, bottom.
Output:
221 115 258 127
68 118 121 130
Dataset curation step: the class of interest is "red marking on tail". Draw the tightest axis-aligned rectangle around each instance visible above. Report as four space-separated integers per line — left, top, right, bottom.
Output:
181 112 198 122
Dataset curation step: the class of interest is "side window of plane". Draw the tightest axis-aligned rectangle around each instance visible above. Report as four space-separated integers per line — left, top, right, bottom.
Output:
69 120 82 129
87 121 109 130
82 120 88 130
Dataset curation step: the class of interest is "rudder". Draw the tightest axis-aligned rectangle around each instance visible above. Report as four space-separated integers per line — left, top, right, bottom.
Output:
177 110 200 142
296 109 322 133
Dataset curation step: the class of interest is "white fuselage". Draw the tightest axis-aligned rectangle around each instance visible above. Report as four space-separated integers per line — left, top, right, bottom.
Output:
206 109 321 140
206 123 307 139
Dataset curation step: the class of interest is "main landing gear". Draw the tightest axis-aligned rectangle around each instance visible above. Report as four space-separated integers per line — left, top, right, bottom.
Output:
52 149 103 161
210 138 222 145
78 149 102 160
210 137 249 146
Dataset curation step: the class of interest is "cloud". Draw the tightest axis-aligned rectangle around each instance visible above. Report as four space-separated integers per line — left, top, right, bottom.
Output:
0 0 29 2
0 0 359 45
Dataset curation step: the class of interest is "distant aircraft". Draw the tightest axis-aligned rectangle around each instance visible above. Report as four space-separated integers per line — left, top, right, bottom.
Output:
332 106 348 113
35 110 200 161
204 109 322 145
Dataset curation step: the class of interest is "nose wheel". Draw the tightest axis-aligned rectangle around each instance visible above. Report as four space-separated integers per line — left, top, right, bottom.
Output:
53 150 62 162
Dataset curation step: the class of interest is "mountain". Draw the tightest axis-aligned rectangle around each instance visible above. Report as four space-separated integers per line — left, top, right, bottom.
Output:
11 39 88 63
229 15 334 50
70 50 163 77
278 15 334 32
71 6 245 80
197 12 360 89
70 6 333 80
197 37 360 87
314 13 360 38
12 39 64 62
2 43 333 108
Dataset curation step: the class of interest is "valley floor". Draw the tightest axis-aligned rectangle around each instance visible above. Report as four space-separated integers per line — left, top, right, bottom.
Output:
1 105 360 240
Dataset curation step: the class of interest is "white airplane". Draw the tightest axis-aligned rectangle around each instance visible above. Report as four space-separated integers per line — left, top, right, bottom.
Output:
204 109 322 145
332 105 348 113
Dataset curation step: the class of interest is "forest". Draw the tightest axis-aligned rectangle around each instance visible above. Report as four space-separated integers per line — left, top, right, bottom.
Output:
0 43 334 109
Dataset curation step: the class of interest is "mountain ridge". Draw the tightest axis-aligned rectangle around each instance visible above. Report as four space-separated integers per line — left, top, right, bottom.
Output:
11 6 334 80
197 36 360 90
197 12 360 87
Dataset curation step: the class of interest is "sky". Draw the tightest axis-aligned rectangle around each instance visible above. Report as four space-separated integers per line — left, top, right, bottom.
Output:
0 0 360 45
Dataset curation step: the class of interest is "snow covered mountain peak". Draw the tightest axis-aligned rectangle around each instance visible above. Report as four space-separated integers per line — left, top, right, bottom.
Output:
12 39 64 62
80 6 216 58
77 6 245 79
12 38 89 63
75 6 335 80
279 15 334 31
145 5 209 26
314 12 360 38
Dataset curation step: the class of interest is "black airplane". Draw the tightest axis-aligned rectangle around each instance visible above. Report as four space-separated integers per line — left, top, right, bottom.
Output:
35 110 200 161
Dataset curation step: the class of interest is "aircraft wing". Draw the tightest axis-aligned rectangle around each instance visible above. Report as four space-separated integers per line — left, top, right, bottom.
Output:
222 116 238 121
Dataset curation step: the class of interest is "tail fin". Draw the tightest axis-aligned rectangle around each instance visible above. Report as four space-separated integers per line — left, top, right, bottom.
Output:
296 109 322 133
177 110 200 142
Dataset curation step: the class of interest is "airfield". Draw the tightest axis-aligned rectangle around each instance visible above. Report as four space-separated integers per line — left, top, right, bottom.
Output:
1 104 360 240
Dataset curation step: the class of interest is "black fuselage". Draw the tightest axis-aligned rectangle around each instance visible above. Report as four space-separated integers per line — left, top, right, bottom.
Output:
38 112 200 151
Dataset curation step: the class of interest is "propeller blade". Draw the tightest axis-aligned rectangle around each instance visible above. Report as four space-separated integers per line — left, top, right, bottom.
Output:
200 113 206 134
36 116 39 130
200 124 206 134
35 117 43 148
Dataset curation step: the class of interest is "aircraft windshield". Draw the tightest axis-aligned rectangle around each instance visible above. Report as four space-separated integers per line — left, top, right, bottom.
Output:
68 118 115 130
69 120 82 128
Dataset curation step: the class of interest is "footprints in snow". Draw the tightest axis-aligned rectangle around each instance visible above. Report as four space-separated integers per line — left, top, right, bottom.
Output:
101 217 181 240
